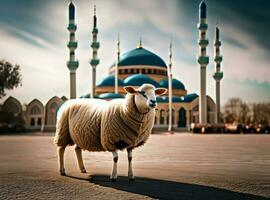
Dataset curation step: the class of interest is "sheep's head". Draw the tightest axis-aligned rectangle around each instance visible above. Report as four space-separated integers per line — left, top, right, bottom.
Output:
124 84 167 113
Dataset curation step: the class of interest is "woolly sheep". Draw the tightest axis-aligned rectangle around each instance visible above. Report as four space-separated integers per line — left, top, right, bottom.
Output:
54 83 167 181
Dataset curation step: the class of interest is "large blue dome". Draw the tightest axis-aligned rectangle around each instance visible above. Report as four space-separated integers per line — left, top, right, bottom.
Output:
111 47 167 68
124 74 159 87
97 75 125 87
159 78 186 90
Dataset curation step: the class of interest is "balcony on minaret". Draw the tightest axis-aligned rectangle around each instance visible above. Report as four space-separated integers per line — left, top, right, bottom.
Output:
92 27 98 34
214 55 223 63
67 41 78 49
90 59 100 66
198 39 209 46
67 60 79 71
67 23 77 31
91 41 100 49
213 71 223 81
197 23 208 30
214 40 222 47
197 56 209 65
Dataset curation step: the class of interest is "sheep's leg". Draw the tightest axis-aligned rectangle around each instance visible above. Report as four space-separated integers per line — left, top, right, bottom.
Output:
127 149 134 181
57 146 66 176
75 145 87 173
110 151 118 182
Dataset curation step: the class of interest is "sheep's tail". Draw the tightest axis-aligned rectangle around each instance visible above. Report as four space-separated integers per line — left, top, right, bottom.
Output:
54 106 74 147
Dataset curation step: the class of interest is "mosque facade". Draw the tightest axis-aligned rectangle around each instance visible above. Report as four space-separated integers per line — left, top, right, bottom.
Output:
0 1 221 132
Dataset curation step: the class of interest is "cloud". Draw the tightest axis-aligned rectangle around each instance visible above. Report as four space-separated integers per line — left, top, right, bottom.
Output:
0 0 269 106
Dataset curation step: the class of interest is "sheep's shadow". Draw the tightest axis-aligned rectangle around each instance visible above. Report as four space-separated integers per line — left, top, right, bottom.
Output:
66 174 268 200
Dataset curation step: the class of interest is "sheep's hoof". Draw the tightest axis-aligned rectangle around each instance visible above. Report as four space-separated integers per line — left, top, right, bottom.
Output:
60 169 66 176
80 169 87 173
110 178 117 182
129 177 135 181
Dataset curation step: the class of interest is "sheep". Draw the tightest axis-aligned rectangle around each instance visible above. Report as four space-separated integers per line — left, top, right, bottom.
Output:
54 83 167 181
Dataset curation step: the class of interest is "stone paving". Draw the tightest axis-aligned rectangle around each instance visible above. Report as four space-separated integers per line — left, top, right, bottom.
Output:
0 133 270 199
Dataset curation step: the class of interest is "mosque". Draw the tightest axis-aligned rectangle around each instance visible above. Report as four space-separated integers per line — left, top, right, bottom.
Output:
0 1 223 132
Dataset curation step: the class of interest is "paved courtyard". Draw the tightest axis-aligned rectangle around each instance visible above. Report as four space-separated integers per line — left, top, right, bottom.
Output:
0 133 270 200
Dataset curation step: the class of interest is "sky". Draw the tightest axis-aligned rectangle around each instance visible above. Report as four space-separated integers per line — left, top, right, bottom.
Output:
0 0 269 106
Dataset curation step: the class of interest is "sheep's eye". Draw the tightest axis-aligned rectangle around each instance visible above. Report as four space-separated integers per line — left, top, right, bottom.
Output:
138 91 148 99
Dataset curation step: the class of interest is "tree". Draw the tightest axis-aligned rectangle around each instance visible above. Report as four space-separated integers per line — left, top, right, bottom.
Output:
0 60 22 99
222 98 270 125
222 98 251 123
253 103 270 125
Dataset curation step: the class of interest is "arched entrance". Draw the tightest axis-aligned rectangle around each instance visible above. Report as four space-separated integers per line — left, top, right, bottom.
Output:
178 108 186 127
30 118 35 126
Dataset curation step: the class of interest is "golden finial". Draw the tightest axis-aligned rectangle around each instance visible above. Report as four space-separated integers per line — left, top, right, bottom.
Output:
169 40 172 55
117 33 120 54
137 37 142 48
117 32 120 45
168 39 173 67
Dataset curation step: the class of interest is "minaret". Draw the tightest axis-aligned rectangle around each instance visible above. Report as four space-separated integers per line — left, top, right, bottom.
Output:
115 33 120 94
197 1 209 124
90 5 100 98
168 41 173 132
67 1 79 99
213 26 223 123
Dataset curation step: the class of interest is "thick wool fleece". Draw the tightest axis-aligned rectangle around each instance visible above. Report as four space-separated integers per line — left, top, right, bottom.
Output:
101 94 155 151
54 94 155 152
54 99 106 151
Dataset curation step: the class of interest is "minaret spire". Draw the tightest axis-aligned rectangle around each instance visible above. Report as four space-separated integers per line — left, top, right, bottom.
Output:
90 4 100 98
67 1 79 99
115 33 120 94
213 25 223 123
197 1 209 124
168 40 173 132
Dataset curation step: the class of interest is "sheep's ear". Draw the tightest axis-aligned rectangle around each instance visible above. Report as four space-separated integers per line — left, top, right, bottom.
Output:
155 88 167 96
124 86 138 94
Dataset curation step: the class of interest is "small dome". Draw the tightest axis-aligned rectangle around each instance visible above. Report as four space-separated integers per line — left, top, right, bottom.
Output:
124 74 159 87
80 93 91 98
182 93 198 102
110 47 167 68
97 75 125 87
159 78 186 90
98 93 124 99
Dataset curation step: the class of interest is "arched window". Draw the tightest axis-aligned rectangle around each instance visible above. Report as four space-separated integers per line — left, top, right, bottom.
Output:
30 105 41 115
50 102 58 113
178 108 186 127
142 69 145 74
6 102 20 114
